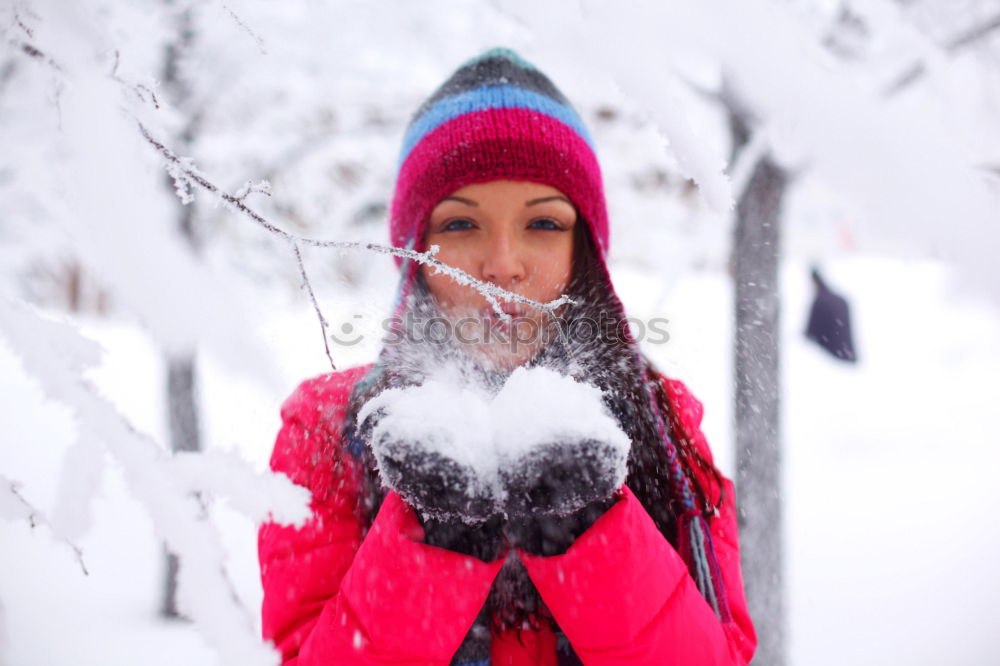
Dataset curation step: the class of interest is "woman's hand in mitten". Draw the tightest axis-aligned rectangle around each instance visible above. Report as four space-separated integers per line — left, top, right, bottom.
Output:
360 380 498 522
419 513 506 562
359 382 505 560
500 439 625 517
500 439 625 556
375 436 506 562
504 491 621 556
374 434 497 523
494 367 630 555
490 368 632 555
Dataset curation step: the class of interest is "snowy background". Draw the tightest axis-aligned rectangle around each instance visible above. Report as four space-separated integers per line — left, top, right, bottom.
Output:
2 1 999 665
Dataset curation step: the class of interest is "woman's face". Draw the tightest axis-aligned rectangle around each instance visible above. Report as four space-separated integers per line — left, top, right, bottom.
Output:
422 179 577 369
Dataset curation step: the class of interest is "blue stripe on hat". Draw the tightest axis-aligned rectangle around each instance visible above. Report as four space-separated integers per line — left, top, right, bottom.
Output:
398 84 594 166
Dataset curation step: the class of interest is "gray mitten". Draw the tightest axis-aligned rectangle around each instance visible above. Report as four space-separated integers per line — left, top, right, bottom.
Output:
491 367 631 555
360 378 499 523
500 439 625 517
360 381 504 561
373 433 497 524
501 439 624 556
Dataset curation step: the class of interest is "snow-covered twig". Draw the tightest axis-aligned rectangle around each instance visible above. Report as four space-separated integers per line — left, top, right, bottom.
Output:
293 242 336 369
883 12 1000 96
234 179 270 202
9 38 61 72
1 476 89 576
219 2 266 54
7 22 65 123
110 50 159 109
137 122 575 368
137 123 570 313
168 449 310 521
14 9 36 39
1 477 39 528
944 12 1000 52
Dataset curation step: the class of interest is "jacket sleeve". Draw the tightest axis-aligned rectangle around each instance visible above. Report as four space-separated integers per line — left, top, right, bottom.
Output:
258 371 506 665
518 379 757 666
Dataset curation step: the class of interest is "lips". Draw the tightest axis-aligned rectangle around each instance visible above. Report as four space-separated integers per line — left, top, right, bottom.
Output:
481 304 525 319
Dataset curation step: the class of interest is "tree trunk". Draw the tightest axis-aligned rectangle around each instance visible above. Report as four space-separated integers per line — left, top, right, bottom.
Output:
160 354 200 617
734 154 787 666
160 1 200 619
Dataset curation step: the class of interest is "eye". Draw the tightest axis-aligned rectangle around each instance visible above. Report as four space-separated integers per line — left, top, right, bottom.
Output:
528 217 565 231
441 218 476 232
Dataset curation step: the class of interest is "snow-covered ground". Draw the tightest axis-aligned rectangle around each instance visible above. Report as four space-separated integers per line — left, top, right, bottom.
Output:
1 254 998 666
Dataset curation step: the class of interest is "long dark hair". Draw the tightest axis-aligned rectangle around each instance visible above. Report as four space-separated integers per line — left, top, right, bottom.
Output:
339 217 723 632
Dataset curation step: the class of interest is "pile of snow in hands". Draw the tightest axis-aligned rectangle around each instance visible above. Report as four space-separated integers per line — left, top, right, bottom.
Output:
358 365 631 513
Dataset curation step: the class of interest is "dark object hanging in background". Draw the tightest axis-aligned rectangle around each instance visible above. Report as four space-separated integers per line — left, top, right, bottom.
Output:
806 267 858 362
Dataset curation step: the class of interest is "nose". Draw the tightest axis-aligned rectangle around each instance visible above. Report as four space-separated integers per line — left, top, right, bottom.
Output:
481 231 526 288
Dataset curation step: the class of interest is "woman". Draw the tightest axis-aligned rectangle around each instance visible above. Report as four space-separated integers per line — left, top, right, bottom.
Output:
258 48 757 665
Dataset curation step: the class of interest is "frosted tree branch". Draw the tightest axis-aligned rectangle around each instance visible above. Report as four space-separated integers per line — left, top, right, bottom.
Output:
14 10 36 39
7 21 65 128
2 477 39 528
219 2 266 54
1 476 90 576
137 122 576 367
234 179 270 202
293 242 336 370
883 12 1000 96
945 12 1000 52
0 299 308 666
10 38 61 72
110 50 160 109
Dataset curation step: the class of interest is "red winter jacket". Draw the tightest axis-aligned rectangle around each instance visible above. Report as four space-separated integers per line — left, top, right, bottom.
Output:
258 364 757 665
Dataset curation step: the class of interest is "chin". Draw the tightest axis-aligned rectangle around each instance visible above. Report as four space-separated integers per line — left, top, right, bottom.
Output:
468 344 537 372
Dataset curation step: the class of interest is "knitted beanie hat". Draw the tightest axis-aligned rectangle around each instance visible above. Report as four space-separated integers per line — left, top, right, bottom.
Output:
389 48 609 264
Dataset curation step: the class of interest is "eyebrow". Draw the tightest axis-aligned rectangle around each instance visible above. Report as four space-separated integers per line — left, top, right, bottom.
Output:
526 195 572 206
439 194 573 207
441 196 478 206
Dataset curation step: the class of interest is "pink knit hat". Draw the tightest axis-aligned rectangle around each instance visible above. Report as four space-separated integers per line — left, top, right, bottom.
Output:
389 48 609 266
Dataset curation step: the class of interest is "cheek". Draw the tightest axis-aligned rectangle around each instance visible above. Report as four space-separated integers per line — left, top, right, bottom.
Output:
426 238 476 275
423 268 457 306
422 248 478 309
534 242 573 293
